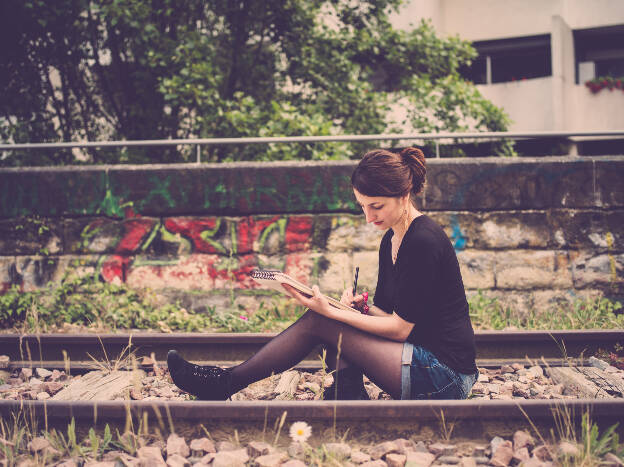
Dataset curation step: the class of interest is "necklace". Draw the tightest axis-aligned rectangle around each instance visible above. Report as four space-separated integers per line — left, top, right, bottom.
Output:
391 209 422 264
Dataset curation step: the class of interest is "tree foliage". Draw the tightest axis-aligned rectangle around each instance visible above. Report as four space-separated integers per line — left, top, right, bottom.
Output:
0 0 511 165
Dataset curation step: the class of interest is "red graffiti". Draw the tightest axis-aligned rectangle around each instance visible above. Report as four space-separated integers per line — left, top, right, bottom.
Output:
115 219 156 254
237 216 281 254
101 255 130 283
97 214 314 289
164 217 222 253
285 216 313 252
101 218 155 282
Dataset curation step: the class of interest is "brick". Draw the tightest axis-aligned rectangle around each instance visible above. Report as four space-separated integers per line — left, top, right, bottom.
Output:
0 218 63 255
108 164 358 216
595 157 624 208
352 251 380 293
548 210 624 251
570 251 623 289
317 252 352 293
1 159 617 220
495 250 572 289
58 255 102 281
0 256 15 291
326 216 383 252
0 168 108 218
424 157 595 210
477 216 550 249
457 250 495 289
126 254 257 291
64 217 159 255
14 256 61 292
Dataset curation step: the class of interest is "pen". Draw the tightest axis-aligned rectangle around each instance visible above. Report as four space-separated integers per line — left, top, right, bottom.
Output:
352 266 359 296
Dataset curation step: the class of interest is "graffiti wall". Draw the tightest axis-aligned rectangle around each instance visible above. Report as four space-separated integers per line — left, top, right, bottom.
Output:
0 156 622 312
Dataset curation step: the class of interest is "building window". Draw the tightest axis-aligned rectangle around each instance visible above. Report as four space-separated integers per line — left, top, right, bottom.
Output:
461 35 551 84
575 25 624 83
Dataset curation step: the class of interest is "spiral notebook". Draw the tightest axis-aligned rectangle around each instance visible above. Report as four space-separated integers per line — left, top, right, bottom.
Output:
249 269 358 313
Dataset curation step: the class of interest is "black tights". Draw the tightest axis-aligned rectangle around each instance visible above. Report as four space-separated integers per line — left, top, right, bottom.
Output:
229 310 404 399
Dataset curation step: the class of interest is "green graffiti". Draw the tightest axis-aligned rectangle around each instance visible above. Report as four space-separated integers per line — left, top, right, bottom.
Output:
140 221 161 252
253 172 279 209
213 256 238 272
284 173 309 211
95 172 132 218
258 218 287 252
78 222 105 252
159 223 192 254
199 218 227 254
336 175 359 211
283 172 355 211
203 181 228 210
230 220 237 255
310 175 337 210
235 172 254 211
141 175 176 209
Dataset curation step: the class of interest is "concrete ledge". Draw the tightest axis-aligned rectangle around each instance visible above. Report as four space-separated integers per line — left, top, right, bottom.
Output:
2 157 623 218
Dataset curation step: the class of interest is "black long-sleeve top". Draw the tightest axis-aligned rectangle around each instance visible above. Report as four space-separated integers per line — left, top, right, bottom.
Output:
374 215 477 375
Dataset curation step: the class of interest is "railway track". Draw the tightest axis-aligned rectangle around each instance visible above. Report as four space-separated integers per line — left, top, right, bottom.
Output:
2 399 623 440
1 330 623 443
2 329 622 370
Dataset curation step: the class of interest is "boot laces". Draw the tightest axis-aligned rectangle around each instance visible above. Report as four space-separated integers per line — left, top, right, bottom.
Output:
192 365 225 380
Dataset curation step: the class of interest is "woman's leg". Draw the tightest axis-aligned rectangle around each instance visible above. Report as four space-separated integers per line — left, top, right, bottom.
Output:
229 310 404 399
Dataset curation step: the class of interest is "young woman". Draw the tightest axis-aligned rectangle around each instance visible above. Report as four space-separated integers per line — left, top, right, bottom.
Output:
167 147 478 401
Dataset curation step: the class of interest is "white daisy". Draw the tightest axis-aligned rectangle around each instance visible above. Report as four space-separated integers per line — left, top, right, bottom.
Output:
289 421 312 443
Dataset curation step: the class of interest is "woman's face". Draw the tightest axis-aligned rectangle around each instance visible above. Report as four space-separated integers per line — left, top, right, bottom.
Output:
353 189 408 230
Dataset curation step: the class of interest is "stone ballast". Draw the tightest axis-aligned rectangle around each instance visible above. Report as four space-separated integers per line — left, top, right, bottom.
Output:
0 156 622 313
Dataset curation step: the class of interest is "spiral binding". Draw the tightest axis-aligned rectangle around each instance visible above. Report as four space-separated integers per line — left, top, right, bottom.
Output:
249 269 281 280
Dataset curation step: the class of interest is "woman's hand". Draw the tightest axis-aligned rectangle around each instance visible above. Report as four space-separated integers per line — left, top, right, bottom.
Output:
340 289 368 311
282 284 334 317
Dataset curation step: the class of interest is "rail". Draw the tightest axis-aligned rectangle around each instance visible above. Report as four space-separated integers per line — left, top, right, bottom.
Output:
2 130 624 162
4 330 622 370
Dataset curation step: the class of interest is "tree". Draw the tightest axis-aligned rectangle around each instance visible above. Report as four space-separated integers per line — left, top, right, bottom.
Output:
0 0 511 166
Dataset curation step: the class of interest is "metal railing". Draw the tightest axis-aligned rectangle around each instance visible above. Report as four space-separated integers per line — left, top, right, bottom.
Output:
1 130 623 163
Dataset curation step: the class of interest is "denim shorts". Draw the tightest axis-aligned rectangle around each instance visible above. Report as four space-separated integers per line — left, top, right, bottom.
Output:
400 342 478 400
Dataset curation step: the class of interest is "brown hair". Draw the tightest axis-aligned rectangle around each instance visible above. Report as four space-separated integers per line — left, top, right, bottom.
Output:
351 147 426 198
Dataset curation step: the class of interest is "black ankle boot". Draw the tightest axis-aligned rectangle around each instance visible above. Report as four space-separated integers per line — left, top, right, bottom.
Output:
167 350 233 400
323 367 369 400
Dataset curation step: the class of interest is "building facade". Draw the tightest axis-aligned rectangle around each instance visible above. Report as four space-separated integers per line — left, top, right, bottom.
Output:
391 0 624 143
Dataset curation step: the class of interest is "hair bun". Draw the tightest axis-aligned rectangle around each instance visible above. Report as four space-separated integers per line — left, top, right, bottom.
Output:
399 147 426 168
399 147 426 195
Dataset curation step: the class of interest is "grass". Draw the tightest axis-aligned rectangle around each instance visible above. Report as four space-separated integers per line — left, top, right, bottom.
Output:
523 406 624 467
0 274 622 335
468 291 624 331
0 272 303 334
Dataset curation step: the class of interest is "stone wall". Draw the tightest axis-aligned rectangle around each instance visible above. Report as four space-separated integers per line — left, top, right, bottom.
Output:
1 156 622 314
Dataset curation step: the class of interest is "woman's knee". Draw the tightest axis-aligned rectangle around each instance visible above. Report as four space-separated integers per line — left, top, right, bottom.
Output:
300 308 329 327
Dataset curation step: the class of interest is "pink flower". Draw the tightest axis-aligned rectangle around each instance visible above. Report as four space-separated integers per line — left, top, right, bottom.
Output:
239 316 249 321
